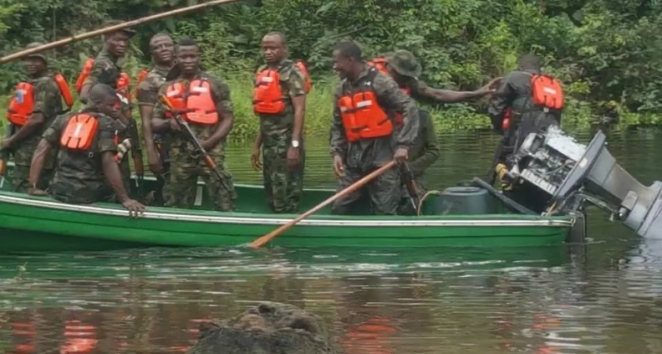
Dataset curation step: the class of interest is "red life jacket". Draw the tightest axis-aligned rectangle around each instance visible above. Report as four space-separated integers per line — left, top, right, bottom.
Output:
134 68 150 96
529 73 564 111
337 68 393 142
253 68 285 115
6 74 75 126
368 57 411 127
163 79 219 125
75 58 132 103
295 60 312 94
253 61 313 115
60 114 99 151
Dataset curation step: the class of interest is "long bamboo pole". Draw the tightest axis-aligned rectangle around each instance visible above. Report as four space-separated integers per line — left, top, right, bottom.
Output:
0 0 241 64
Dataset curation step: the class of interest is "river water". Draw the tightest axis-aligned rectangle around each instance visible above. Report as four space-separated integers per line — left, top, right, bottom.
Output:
1 127 662 354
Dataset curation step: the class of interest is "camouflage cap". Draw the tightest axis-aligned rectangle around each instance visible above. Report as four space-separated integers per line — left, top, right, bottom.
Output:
386 50 422 79
103 19 136 38
24 42 48 63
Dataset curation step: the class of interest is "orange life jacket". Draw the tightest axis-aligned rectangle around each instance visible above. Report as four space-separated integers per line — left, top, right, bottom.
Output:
295 60 312 94
6 74 75 126
368 57 411 127
163 79 219 125
253 61 312 115
529 73 564 111
134 68 150 96
75 58 132 103
253 68 285 115
337 68 393 142
60 113 99 151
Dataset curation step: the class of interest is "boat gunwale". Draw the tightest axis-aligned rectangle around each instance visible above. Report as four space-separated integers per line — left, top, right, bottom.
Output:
0 193 575 228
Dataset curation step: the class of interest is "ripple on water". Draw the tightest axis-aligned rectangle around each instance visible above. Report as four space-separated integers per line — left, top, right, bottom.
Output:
2 129 662 353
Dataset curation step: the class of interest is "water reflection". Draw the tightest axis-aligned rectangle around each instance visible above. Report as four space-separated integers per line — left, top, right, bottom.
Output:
1 129 662 353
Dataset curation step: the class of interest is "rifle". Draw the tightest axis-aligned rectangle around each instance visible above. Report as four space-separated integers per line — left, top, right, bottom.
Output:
0 123 15 189
158 94 232 192
400 163 421 213
126 118 145 200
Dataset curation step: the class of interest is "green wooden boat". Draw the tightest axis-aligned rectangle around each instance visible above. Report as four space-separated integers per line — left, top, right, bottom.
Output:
0 163 576 253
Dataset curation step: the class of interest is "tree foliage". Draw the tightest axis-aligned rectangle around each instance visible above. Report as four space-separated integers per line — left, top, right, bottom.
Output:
1 0 662 128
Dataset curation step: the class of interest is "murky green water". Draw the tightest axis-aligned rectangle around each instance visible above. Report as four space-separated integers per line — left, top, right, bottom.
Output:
1 128 662 353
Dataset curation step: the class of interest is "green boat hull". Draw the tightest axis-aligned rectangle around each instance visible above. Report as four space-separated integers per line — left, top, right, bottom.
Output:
0 163 575 253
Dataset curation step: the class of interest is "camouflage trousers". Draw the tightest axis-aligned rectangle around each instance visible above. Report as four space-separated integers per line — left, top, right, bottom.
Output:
11 164 53 193
331 164 401 215
262 143 305 213
168 152 236 211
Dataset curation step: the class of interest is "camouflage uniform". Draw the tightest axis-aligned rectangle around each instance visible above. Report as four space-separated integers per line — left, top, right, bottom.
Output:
82 49 135 199
10 75 64 192
487 68 562 213
256 59 307 213
329 65 420 215
41 110 117 204
136 65 171 205
378 51 442 214
152 72 237 211
397 109 440 215
83 49 122 92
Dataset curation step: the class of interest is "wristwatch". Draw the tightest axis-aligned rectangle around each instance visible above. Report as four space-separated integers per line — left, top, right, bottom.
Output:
292 140 300 148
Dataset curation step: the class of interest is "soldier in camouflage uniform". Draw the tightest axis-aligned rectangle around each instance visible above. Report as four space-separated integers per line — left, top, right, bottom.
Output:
376 50 499 214
0 43 63 192
136 33 175 206
329 41 420 215
78 21 137 198
251 32 307 213
28 84 144 217
151 38 236 211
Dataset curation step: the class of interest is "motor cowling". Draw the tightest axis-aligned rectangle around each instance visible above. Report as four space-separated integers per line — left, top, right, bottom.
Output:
505 126 662 238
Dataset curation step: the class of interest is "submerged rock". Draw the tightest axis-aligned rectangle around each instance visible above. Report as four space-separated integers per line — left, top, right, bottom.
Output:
188 301 339 354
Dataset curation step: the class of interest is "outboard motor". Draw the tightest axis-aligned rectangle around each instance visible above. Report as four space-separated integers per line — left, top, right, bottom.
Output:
505 126 662 238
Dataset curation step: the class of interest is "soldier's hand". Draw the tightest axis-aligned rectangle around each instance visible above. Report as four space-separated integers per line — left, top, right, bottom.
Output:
333 155 345 177
122 198 146 218
146 147 162 175
168 119 180 131
286 146 300 169
393 147 409 163
251 147 262 171
481 77 503 95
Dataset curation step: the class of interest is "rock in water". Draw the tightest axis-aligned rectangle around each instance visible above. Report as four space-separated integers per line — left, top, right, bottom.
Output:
188 301 340 354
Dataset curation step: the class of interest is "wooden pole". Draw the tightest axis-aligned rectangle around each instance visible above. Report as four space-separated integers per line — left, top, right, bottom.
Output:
0 0 241 64
248 160 397 249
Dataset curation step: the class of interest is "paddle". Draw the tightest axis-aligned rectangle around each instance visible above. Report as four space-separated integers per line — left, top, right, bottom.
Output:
0 0 242 64
248 160 397 249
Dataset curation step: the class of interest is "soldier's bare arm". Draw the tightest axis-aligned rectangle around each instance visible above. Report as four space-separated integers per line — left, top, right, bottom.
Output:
413 78 500 104
329 86 347 159
28 114 66 192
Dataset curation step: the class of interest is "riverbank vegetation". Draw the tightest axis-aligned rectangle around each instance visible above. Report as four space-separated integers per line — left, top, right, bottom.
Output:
1 0 662 139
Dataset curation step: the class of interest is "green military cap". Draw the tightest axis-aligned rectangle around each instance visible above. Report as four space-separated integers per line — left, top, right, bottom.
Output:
386 50 422 79
103 19 136 38
24 42 48 63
